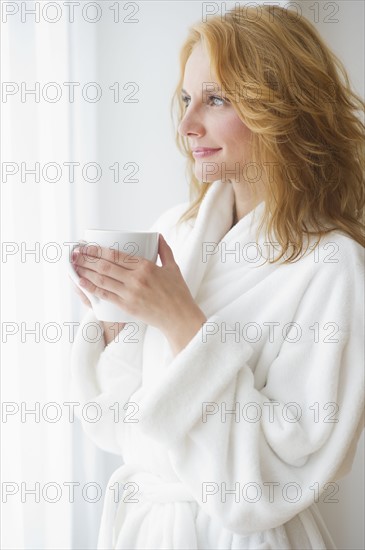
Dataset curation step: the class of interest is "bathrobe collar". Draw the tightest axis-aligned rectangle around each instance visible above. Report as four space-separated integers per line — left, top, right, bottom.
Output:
175 179 267 299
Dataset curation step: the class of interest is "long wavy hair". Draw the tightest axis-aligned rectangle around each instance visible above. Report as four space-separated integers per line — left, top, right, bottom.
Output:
170 5 365 263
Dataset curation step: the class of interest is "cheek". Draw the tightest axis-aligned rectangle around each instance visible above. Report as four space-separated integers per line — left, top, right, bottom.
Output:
218 113 251 151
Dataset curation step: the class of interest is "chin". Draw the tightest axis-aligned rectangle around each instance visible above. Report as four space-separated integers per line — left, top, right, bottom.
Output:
195 168 221 183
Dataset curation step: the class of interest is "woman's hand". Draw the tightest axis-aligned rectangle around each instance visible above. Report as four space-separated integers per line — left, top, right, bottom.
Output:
71 234 207 350
69 276 126 346
69 277 92 308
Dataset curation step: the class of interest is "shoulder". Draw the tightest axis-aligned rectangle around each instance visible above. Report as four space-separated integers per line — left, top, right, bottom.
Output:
294 230 364 328
310 230 364 281
279 229 363 303
319 229 363 263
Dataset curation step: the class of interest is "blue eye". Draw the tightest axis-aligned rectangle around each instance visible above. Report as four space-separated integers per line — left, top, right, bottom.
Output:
207 95 226 106
181 94 228 108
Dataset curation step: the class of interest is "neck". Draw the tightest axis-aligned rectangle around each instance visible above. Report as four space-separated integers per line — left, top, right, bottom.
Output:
230 180 265 225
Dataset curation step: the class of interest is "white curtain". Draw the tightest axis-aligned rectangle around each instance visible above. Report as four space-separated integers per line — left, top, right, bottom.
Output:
1 6 109 549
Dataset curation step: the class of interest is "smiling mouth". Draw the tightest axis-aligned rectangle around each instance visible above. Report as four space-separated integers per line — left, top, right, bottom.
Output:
192 148 222 158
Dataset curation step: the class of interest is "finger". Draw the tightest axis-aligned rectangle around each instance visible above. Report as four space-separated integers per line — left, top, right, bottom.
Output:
76 287 92 307
73 246 144 284
158 234 175 266
76 243 144 271
69 276 92 307
73 254 133 288
75 266 126 307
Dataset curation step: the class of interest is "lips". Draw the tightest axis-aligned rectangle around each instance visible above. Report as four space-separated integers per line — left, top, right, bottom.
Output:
191 147 222 153
192 147 222 158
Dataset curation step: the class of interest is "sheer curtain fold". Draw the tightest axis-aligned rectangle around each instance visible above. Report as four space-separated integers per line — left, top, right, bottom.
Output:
1 13 101 550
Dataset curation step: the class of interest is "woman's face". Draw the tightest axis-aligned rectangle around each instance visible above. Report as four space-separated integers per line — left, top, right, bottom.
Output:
178 41 252 183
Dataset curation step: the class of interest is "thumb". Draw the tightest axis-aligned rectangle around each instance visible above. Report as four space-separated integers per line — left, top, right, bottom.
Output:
158 234 175 266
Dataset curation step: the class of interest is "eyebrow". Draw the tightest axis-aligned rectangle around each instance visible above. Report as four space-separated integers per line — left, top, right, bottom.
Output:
180 88 220 96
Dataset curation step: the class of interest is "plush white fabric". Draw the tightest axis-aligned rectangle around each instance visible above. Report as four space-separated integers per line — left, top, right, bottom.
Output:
69 179 364 549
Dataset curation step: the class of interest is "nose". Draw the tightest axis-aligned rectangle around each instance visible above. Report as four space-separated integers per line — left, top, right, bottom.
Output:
177 105 205 139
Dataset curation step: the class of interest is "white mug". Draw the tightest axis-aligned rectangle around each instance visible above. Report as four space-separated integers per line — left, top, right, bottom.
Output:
68 229 159 322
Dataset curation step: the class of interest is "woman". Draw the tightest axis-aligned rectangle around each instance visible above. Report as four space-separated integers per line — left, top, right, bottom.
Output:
69 5 364 549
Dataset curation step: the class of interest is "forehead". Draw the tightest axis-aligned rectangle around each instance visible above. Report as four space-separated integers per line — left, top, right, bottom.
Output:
183 42 219 88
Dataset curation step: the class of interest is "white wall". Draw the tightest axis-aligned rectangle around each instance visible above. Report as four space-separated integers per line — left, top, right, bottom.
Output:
94 1 364 548
95 1 201 230
297 2 364 549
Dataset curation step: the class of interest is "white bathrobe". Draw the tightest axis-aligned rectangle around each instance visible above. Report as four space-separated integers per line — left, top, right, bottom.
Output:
69 179 364 549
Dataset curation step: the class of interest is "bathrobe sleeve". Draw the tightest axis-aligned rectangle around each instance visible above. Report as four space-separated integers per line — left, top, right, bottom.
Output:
69 308 145 455
68 202 189 455
136 237 365 534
